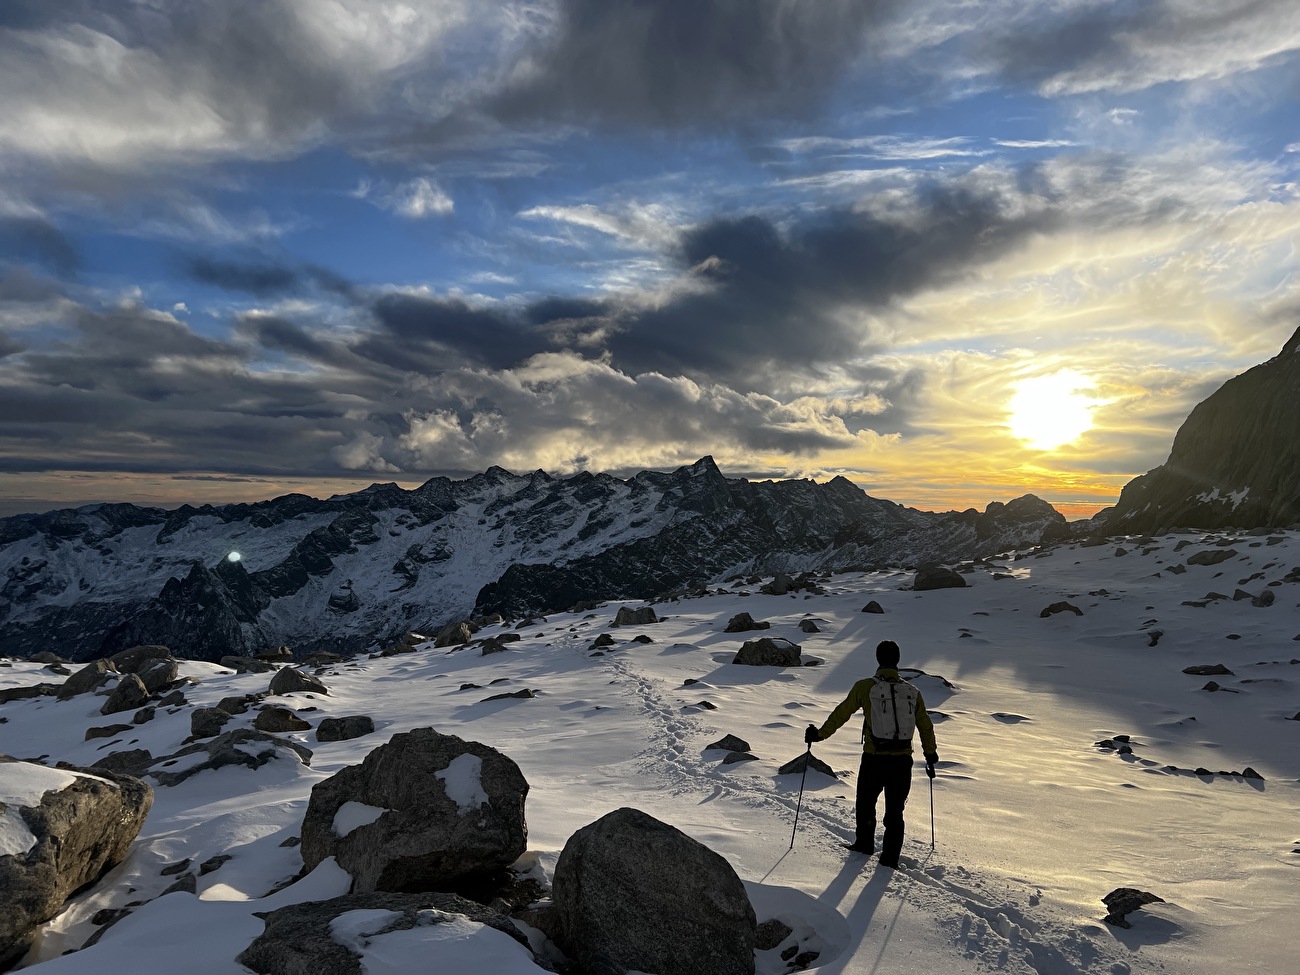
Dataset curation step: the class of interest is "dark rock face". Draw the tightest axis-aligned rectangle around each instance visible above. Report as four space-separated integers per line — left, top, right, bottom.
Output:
0 760 152 969
913 566 968 591
733 637 802 667
552 807 756 975
299 728 528 894
316 715 375 742
613 606 658 627
1107 326 1300 534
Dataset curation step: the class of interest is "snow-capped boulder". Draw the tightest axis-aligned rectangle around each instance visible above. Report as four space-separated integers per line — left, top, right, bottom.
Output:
299 728 529 893
237 891 536 975
552 807 756 975
316 715 375 743
268 667 329 697
99 674 149 715
913 565 968 591
0 758 153 970
56 659 119 700
733 637 801 667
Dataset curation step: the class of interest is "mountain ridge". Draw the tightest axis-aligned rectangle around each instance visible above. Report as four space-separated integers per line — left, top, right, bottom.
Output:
0 456 1069 661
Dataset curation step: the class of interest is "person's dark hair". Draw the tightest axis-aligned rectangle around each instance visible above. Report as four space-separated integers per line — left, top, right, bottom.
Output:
876 640 900 668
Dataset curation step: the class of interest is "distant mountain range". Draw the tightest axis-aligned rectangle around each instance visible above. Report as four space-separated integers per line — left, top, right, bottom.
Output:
3 325 1297 662
0 458 1067 661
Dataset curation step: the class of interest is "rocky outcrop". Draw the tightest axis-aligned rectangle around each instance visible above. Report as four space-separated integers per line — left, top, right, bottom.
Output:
552 807 756 975
300 728 528 894
56 659 119 700
0 759 153 969
1106 326 1300 533
99 674 149 715
237 892 535 975
613 606 658 627
148 729 312 787
732 637 802 667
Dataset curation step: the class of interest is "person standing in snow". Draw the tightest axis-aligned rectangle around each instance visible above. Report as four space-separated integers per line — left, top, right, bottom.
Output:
805 639 938 868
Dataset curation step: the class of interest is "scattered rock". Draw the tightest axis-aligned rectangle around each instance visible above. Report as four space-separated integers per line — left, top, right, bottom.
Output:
913 566 967 591
591 633 616 648
315 715 375 743
84 724 132 741
0 684 58 704
90 749 153 776
725 612 769 633
0 760 153 969
149 729 312 787
760 573 796 596
777 752 837 777
722 752 758 765
733 637 802 667
220 655 277 674
435 621 475 648
1146 629 1164 647
1184 664 1233 676
799 619 820 633
191 707 232 739
861 600 885 614
756 918 794 951
238 892 535 975
254 706 311 733
1102 888 1165 928
136 656 179 694
268 667 329 697
1187 549 1236 566
199 854 233 876
552 807 756 975
299 727 529 893
217 695 256 715
132 706 155 725
108 644 171 674
1040 601 1083 618
1252 590 1276 608
1242 767 1264 780
481 688 536 702
631 634 654 644
613 606 658 627
706 735 751 752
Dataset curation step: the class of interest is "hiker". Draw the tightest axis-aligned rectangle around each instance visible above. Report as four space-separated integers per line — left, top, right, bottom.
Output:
805 639 938 868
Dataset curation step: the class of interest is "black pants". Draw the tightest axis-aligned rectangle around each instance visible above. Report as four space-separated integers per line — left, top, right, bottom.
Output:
856 752 913 865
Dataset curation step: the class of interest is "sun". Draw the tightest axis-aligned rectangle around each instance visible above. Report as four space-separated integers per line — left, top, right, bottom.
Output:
1007 370 1096 451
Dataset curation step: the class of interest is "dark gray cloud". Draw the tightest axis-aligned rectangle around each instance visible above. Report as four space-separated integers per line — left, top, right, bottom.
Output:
490 0 897 128
187 257 354 298
361 293 554 372
606 185 1058 384
0 217 79 275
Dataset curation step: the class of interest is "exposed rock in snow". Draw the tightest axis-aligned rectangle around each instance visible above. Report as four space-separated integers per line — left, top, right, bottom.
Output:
300 728 528 893
733 637 801 667
913 566 967 591
1101 887 1165 928
552 807 756 975
268 667 329 697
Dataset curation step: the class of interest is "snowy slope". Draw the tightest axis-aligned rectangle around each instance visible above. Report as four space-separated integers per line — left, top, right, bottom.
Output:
2 528 1298 974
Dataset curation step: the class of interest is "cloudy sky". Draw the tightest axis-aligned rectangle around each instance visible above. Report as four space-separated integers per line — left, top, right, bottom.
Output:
2 0 1299 519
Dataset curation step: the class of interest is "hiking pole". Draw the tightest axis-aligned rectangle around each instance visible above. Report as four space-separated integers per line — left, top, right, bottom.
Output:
790 743 811 850
929 772 935 849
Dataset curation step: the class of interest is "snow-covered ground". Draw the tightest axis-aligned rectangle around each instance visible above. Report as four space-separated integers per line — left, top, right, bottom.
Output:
3 530 1298 974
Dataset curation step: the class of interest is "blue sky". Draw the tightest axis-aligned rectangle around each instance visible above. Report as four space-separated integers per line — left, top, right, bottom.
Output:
2 0 1299 518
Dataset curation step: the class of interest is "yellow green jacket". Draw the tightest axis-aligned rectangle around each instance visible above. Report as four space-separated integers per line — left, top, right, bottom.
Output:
816 667 938 756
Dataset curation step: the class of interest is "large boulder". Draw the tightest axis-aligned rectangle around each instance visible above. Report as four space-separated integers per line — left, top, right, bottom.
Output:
237 892 535 975
300 728 529 894
0 759 153 969
268 667 329 697
136 656 179 694
434 621 475 648
552 807 756 975
99 674 149 715
913 565 968 591
613 606 658 627
108 644 171 674
316 715 375 743
732 637 801 667
254 707 311 733
56 659 119 700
